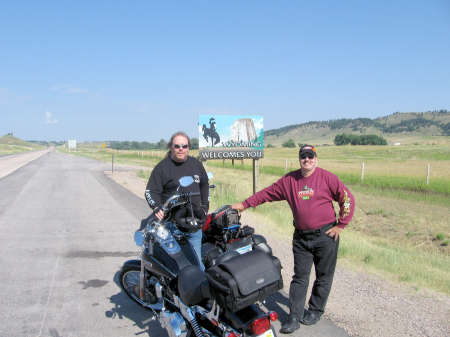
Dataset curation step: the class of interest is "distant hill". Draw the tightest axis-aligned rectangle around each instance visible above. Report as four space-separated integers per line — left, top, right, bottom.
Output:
264 111 450 146
0 135 43 148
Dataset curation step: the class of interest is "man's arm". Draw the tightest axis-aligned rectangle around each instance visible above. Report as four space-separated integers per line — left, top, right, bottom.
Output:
231 177 287 213
199 167 210 213
145 166 164 211
326 175 355 240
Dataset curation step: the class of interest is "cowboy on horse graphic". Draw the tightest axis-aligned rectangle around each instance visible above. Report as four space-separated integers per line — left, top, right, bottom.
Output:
202 117 220 147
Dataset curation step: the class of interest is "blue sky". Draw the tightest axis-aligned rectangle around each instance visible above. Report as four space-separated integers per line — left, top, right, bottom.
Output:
1 1 449 142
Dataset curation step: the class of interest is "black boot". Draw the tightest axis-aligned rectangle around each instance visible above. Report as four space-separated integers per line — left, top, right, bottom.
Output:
301 310 321 325
280 316 301 334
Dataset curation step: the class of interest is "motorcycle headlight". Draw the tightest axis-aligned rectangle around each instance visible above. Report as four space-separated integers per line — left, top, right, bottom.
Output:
134 231 146 246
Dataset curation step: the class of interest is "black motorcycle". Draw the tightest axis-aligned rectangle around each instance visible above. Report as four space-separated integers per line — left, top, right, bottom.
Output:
120 175 283 337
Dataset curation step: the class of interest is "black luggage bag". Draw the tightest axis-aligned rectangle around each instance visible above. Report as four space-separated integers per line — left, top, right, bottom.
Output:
206 249 283 313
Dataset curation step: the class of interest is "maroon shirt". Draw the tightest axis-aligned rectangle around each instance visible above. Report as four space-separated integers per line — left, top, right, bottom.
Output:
242 167 355 231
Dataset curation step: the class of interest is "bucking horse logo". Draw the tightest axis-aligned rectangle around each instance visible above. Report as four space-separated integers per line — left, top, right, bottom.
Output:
202 117 220 147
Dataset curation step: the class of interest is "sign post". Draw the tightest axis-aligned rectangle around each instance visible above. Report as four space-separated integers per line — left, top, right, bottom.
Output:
199 115 264 193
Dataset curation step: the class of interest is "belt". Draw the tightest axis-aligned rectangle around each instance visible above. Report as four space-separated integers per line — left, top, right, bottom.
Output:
295 221 336 235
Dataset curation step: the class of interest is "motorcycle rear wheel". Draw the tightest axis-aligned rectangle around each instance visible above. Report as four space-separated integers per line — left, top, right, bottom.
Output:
119 265 161 310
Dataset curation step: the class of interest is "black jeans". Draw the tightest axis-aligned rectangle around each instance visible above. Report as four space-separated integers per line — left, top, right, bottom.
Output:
288 222 339 319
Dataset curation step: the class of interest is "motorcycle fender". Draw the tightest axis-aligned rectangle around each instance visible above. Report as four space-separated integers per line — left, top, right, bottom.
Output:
123 259 141 268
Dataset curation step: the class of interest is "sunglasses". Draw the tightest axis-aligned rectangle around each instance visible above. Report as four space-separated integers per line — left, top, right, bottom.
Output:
300 154 315 160
173 144 188 149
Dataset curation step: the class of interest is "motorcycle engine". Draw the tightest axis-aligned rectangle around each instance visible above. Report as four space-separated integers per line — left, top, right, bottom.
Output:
159 311 188 337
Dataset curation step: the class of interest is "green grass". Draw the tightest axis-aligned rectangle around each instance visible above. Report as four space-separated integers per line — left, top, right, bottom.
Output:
436 233 446 241
208 161 450 202
339 231 450 294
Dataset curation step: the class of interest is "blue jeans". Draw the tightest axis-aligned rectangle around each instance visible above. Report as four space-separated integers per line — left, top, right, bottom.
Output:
184 229 205 270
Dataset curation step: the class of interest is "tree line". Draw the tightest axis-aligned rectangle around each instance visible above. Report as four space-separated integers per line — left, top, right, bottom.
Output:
334 134 387 146
264 111 450 137
108 138 199 150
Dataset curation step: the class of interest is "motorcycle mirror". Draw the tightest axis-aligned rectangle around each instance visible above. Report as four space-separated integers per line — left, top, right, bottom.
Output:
179 176 194 187
134 230 146 246
207 171 214 179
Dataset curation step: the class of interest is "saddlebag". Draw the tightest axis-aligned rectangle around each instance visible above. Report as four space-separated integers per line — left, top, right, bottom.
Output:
206 249 283 313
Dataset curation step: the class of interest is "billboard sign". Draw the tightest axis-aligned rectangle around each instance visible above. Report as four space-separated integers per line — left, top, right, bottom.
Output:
199 115 263 160
68 140 76 153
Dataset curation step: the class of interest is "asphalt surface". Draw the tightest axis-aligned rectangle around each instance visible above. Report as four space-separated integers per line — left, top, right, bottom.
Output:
0 148 53 179
0 150 349 337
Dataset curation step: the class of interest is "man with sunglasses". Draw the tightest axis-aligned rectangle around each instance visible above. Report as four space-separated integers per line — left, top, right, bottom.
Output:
231 145 354 334
145 131 210 270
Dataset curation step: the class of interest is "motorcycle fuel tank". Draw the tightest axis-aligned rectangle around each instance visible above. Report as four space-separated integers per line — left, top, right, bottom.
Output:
143 223 200 279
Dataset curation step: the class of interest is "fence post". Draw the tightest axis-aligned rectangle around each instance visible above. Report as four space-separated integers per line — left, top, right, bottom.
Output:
427 164 430 185
361 162 365 183
285 159 288 174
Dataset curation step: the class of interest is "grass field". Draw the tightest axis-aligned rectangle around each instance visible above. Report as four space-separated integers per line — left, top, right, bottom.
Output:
0 135 45 155
58 142 450 295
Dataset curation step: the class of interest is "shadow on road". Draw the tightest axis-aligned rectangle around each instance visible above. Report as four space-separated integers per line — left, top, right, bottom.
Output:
105 270 167 336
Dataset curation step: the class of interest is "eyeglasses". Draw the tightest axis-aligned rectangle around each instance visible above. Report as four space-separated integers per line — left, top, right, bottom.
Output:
173 144 188 149
300 154 315 160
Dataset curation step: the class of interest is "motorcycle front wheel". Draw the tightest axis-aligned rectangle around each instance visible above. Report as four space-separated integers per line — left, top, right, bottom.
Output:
119 265 161 310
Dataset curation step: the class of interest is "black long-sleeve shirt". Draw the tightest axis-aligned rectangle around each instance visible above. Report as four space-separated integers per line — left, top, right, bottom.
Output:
145 156 209 212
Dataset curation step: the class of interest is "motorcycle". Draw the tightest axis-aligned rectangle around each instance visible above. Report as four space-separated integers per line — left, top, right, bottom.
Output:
119 174 283 337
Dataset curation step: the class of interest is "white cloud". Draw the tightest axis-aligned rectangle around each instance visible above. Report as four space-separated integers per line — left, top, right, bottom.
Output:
253 118 264 130
45 111 58 124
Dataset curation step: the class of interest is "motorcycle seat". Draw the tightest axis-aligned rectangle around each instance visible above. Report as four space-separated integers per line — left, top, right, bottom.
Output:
178 265 210 306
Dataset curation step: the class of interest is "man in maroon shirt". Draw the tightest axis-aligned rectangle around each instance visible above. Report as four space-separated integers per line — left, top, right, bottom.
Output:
231 145 355 334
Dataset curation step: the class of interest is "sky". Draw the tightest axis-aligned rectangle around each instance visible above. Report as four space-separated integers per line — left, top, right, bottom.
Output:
1 0 449 143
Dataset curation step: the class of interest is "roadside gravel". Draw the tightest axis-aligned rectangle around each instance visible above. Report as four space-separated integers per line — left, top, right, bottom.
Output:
105 169 450 337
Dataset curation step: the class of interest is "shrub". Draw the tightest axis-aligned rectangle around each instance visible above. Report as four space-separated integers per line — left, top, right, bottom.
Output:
282 139 296 148
436 233 446 241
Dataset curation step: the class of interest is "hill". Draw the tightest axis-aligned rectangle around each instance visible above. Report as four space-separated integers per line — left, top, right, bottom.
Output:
0 135 44 148
264 111 450 146
0 135 45 154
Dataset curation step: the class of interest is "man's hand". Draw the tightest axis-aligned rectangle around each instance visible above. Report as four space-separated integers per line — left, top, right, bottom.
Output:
153 206 164 220
155 209 164 220
230 202 245 214
325 226 343 241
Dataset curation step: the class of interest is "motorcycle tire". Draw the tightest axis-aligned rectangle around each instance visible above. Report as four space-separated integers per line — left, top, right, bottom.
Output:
119 265 161 310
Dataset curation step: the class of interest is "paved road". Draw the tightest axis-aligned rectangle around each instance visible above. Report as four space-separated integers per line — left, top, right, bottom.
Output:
0 148 53 179
0 150 349 337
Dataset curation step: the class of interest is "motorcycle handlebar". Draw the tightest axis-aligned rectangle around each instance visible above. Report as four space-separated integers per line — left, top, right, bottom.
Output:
162 192 201 211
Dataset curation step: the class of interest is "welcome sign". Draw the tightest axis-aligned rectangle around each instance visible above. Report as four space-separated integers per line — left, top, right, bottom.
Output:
199 115 264 160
